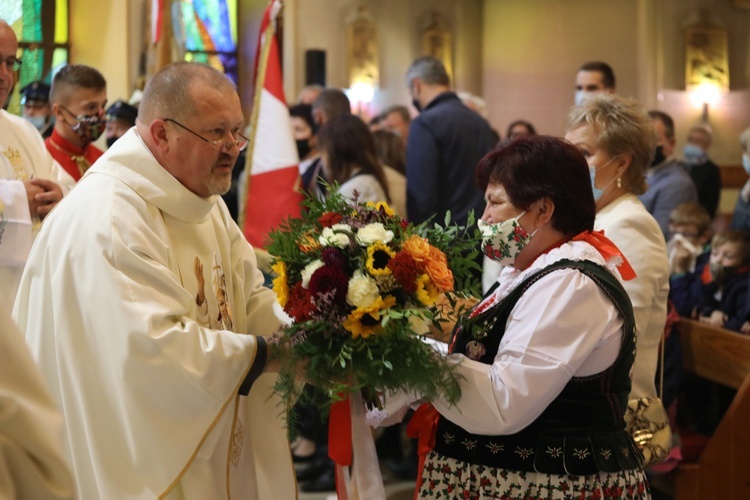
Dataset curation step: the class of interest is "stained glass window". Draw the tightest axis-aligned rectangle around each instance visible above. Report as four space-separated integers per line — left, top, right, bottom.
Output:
180 0 238 84
0 0 69 115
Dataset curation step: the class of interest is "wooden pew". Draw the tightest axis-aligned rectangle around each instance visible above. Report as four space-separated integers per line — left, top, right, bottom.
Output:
673 318 750 499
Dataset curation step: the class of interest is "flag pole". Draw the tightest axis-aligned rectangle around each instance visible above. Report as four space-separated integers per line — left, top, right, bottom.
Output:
239 0 280 233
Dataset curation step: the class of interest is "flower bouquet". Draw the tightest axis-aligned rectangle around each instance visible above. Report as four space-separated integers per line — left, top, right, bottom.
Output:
267 188 481 419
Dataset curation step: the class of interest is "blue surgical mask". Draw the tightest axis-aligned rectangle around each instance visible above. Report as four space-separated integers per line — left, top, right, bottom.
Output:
25 115 47 132
683 143 706 165
590 169 604 200
743 154 750 175
574 90 594 106
589 156 619 201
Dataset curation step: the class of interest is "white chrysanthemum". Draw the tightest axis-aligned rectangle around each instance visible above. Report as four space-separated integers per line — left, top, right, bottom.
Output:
301 260 325 288
319 224 352 248
357 223 394 246
346 270 380 308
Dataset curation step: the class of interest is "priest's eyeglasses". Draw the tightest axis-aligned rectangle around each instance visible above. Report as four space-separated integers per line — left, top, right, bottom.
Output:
1 56 22 72
163 118 249 153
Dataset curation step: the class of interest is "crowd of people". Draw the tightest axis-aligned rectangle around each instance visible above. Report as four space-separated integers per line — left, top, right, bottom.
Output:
4 11 750 498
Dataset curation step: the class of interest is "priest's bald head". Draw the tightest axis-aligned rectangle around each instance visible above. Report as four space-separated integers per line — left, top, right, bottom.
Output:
0 20 19 108
136 62 247 198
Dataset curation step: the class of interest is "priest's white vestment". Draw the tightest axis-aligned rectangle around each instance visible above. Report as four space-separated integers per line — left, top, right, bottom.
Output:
13 129 296 499
0 109 75 310
0 301 75 499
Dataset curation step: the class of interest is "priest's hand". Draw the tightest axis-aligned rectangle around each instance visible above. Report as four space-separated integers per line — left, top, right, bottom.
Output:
194 257 206 305
264 342 282 373
23 179 44 216
265 342 307 383
28 178 64 219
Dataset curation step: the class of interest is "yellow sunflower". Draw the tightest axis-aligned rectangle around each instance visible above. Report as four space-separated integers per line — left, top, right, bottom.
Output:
366 242 395 277
271 261 289 307
365 200 395 216
415 274 439 306
343 295 397 339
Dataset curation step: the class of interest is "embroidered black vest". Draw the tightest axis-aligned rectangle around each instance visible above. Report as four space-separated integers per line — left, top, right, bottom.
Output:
433 259 643 475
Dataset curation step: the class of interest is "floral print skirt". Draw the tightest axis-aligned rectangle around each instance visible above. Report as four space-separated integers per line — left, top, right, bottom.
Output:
417 450 651 499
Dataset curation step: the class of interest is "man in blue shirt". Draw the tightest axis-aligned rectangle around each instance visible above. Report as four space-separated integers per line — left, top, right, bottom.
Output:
405 56 496 229
639 110 698 239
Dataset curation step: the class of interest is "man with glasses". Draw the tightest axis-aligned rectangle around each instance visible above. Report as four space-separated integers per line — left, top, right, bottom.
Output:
14 61 294 499
45 64 108 181
0 20 75 311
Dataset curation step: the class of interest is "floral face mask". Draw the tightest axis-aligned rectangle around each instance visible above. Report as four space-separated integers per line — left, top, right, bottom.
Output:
477 211 531 267
61 105 107 145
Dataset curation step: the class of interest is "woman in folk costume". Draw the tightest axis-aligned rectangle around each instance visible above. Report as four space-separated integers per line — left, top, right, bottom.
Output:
391 136 649 499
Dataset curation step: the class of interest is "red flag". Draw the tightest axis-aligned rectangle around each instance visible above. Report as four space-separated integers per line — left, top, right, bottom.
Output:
242 0 303 248
151 0 163 44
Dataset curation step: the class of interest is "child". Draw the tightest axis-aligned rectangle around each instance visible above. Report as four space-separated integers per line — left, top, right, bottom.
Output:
678 230 749 439
697 230 750 332
658 204 713 475
668 203 712 317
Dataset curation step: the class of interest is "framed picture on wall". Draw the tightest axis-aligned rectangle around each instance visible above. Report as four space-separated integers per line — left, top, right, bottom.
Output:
421 11 452 80
685 26 729 90
346 6 379 89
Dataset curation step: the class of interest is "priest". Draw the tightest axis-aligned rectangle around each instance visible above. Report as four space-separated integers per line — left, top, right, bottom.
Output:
14 62 296 499
0 300 74 499
0 20 75 310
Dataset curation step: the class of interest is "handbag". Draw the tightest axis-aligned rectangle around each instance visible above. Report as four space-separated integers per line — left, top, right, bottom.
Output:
624 330 672 469
624 397 671 468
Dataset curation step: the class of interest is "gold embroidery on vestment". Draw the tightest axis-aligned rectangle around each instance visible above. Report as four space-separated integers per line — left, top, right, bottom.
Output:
230 418 245 467
2 146 28 181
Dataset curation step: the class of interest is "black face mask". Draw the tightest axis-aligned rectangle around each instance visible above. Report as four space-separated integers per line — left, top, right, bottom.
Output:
106 136 119 149
651 145 666 167
709 262 738 285
296 138 311 160
412 98 422 113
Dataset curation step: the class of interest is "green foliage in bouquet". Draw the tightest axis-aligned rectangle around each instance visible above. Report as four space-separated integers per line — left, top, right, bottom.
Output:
266 187 482 421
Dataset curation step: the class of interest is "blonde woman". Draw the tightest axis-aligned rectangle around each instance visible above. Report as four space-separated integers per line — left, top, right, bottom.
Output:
565 94 670 401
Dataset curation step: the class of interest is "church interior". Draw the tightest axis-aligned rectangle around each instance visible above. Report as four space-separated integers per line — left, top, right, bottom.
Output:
6 0 750 214
4 4 748 150
5 1 748 158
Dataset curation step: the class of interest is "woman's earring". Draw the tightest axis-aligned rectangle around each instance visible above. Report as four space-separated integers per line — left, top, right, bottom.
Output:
616 177 622 189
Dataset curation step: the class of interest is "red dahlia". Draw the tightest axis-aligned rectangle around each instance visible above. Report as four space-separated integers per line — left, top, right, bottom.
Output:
387 251 418 293
321 247 348 270
318 212 343 227
284 282 316 322
308 265 349 306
